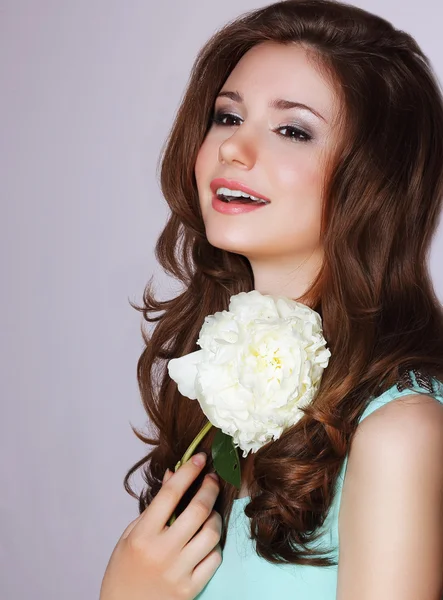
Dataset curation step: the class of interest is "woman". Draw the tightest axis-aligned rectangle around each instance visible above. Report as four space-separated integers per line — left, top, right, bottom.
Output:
100 0 443 598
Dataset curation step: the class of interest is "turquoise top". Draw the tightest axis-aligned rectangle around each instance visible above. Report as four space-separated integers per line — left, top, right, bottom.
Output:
196 371 443 599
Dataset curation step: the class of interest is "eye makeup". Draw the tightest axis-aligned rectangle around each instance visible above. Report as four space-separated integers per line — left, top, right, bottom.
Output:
210 109 314 143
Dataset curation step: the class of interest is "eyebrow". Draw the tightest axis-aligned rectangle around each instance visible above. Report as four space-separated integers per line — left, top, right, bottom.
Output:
216 90 327 123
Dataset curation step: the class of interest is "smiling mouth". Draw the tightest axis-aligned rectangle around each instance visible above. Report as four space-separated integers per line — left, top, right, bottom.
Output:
214 188 271 205
209 178 272 206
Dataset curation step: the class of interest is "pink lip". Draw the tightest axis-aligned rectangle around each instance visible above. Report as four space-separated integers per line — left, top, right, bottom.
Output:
211 194 267 214
210 178 271 203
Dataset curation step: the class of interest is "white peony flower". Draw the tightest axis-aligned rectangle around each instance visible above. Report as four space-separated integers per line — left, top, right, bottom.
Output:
167 290 331 458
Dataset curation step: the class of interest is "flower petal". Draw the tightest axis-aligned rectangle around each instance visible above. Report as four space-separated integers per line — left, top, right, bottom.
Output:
167 350 204 400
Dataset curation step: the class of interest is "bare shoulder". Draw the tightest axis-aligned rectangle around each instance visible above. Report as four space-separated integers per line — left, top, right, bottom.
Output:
337 394 443 599
353 391 443 453
341 392 443 507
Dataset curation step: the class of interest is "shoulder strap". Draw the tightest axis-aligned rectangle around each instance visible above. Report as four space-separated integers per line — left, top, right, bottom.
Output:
358 369 443 425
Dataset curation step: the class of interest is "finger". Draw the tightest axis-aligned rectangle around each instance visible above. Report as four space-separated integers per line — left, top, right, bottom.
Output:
136 452 208 536
191 542 223 593
119 513 144 541
120 468 173 541
165 473 220 549
179 509 222 575
163 468 173 484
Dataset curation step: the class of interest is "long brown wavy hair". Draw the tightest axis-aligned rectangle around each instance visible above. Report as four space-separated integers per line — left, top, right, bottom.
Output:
124 0 443 567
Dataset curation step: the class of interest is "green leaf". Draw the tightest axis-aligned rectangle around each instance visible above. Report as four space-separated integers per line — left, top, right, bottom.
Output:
211 428 241 489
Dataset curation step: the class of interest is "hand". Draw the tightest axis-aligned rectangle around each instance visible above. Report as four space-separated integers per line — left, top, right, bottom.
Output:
99 452 222 600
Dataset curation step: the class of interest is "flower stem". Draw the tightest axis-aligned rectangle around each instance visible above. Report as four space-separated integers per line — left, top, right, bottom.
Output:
168 420 213 526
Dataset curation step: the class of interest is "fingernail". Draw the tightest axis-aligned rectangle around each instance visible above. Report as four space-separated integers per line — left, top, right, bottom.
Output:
207 472 219 482
162 468 171 482
191 452 207 467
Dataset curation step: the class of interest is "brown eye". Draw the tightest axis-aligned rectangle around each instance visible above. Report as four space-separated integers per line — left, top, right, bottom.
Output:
211 111 242 127
277 125 312 143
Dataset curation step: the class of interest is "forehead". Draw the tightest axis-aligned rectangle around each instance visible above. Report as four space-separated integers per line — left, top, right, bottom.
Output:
220 41 339 124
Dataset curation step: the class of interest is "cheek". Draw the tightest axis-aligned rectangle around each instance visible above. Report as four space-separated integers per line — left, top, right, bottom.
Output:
195 138 215 184
268 151 324 237
194 148 205 188
195 139 217 218
275 151 323 193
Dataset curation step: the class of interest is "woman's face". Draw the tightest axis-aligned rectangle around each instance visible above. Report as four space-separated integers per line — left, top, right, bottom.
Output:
194 42 341 287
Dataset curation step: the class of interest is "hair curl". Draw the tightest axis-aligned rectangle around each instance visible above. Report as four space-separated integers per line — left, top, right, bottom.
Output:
124 0 443 566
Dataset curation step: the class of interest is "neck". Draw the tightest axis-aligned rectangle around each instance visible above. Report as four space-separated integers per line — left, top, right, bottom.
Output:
249 247 323 302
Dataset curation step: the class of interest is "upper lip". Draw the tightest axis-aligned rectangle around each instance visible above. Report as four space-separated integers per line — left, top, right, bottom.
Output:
210 178 271 203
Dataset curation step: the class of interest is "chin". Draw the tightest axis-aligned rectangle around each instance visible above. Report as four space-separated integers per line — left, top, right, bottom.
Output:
205 232 252 256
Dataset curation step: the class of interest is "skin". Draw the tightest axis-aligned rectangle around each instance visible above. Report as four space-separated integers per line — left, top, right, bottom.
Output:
196 41 443 597
99 453 223 600
195 41 342 303
195 40 343 499
100 42 443 599
337 393 443 599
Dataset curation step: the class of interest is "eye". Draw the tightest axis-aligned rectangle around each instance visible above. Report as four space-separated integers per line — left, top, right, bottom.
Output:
276 125 312 143
211 110 242 127
210 110 313 143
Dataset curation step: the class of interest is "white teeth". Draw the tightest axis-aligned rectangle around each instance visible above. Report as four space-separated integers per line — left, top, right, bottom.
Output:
215 186 268 203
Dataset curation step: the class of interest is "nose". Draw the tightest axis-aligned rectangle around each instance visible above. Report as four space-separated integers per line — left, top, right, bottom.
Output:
218 128 256 170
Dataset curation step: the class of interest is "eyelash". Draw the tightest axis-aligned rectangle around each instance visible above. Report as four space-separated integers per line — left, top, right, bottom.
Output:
210 110 313 143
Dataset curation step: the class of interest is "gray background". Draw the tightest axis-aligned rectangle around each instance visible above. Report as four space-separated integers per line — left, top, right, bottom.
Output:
1 1 442 598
